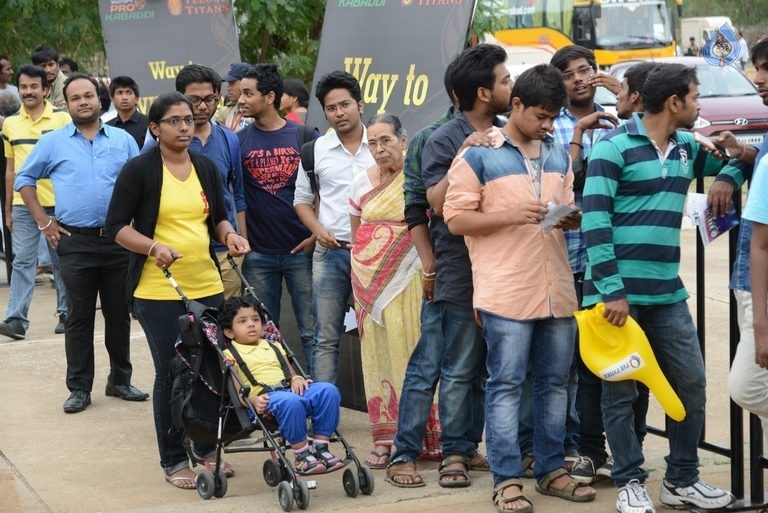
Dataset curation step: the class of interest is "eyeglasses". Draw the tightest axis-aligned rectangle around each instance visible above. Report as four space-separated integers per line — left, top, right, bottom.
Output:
186 95 218 106
158 116 195 127
562 66 594 81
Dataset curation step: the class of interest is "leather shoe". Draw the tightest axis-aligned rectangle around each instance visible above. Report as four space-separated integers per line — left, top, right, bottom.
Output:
63 390 91 413
0 320 25 340
105 383 149 401
54 314 66 335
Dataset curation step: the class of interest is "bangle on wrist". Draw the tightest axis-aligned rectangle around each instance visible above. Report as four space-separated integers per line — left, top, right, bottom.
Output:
148 241 158 257
570 141 583 149
37 216 53 231
423 271 436 277
290 375 305 382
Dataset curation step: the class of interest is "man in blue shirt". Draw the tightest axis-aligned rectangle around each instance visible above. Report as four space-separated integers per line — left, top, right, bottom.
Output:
16 74 146 414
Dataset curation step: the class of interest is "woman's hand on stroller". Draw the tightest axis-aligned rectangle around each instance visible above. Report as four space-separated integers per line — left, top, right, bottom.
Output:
252 393 270 415
291 375 313 395
152 243 182 269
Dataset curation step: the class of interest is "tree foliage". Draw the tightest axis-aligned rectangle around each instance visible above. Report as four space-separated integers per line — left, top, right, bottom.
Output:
0 0 105 74
234 0 325 83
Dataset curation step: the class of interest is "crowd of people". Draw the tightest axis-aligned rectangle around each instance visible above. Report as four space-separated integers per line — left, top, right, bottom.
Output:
1 37 767 513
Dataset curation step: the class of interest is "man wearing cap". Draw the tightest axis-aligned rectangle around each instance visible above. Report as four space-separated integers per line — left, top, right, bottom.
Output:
215 62 252 132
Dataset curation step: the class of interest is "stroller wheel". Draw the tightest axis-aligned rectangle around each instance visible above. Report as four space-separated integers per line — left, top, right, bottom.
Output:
278 481 295 511
196 470 215 500
263 459 282 487
359 465 375 495
342 468 360 498
214 470 228 498
294 479 310 510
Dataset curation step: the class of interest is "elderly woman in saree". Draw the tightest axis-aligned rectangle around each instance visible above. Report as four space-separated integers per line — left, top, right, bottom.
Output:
348 113 440 470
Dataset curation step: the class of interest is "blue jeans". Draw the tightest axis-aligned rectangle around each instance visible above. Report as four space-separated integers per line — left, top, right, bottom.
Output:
519 361 580 457
602 301 705 487
5 206 67 329
267 382 340 445
392 299 486 463
482 312 575 486
133 294 222 471
243 251 315 375
311 246 351 384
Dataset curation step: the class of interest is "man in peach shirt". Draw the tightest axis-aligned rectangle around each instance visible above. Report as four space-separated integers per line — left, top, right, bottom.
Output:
444 64 590 512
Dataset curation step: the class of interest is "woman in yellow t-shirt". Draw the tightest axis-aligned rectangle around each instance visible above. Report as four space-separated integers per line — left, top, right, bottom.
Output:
106 92 250 490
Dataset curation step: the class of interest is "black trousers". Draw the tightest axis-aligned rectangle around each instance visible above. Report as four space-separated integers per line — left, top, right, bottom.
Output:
57 231 132 392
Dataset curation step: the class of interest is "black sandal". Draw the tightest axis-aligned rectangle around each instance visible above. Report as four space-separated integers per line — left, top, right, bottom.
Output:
438 454 471 488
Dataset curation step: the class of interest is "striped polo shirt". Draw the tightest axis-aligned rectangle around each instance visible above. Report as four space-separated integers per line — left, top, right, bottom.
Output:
582 113 748 307
2 100 70 207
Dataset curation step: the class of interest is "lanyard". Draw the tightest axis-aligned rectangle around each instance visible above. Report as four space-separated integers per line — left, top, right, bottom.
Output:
519 146 542 199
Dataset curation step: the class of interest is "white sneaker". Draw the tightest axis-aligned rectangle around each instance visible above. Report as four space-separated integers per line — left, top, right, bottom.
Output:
659 479 734 510
616 480 655 513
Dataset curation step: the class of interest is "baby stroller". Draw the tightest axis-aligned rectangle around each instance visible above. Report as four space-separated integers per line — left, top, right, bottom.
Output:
165 259 374 511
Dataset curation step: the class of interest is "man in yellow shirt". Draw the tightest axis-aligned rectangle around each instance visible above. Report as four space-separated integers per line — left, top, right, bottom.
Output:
0 64 70 339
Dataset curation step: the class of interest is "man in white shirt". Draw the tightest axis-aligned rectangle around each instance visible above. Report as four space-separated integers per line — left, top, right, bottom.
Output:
294 70 374 384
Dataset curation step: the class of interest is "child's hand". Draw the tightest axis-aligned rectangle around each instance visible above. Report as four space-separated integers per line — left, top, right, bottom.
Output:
291 376 312 395
252 394 269 414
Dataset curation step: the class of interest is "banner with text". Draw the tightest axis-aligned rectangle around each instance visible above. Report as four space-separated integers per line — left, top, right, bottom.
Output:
306 0 477 137
98 0 240 113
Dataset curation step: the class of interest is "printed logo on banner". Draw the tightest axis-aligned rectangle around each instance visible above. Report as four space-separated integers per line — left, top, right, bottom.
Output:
338 0 386 7
402 0 464 5
171 0 232 16
105 0 155 21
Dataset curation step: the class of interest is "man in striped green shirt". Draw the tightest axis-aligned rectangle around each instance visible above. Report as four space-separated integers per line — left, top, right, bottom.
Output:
582 63 744 513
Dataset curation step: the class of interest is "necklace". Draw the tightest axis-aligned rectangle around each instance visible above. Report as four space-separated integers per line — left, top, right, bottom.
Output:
161 153 192 180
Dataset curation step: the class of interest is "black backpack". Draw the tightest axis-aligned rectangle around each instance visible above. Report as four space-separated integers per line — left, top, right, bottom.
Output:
298 124 319 195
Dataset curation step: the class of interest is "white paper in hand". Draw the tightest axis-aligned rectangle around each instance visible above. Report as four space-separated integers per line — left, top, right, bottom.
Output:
540 203 580 231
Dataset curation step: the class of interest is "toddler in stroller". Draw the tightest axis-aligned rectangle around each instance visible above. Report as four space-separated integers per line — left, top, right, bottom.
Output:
219 295 343 475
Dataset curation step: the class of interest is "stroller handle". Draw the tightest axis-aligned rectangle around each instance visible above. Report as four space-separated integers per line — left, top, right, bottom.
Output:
226 255 268 314
162 267 190 306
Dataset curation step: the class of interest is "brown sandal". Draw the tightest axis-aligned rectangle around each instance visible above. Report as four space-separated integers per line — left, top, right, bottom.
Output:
470 452 490 471
535 468 596 502
493 479 533 513
364 449 391 469
385 460 425 488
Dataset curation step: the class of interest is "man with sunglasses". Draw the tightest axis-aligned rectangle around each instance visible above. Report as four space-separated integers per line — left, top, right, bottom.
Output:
144 64 247 296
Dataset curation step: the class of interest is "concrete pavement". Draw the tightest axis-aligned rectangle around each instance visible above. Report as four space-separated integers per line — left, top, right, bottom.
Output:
0 229 764 513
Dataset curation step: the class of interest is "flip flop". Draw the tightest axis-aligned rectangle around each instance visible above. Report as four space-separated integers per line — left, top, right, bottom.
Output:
385 461 426 488
164 468 197 490
202 456 235 477
365 449 391 469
